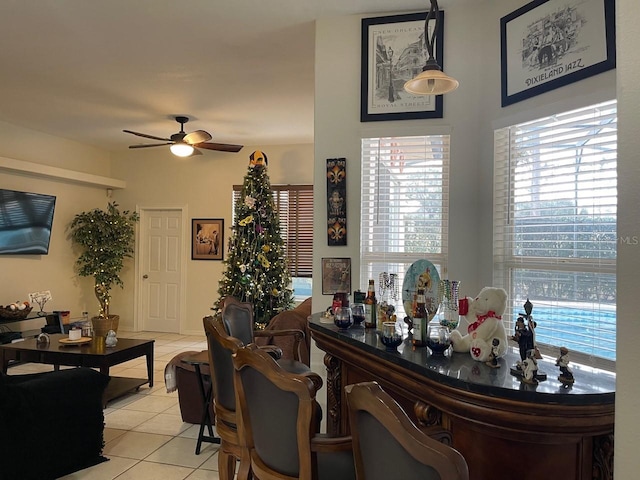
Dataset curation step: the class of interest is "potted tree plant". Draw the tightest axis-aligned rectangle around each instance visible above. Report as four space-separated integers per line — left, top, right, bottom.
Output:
69 202 139 337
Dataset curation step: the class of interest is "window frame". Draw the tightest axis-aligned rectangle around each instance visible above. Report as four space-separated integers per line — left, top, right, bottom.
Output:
360 135 450 319
493 100 617 370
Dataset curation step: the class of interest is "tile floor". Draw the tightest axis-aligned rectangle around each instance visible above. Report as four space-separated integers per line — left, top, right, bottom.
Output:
6 329 328 480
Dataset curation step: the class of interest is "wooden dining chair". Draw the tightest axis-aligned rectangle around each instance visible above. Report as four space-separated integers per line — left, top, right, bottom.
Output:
233 343 355 480
344 381 469 480
204 311 321 480
220 295 305 362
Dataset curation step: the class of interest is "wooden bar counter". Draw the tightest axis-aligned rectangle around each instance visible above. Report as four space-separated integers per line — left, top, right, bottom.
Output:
309 313 615 480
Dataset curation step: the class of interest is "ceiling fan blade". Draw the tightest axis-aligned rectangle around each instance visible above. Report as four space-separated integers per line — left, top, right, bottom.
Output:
196 142 244 153
183 130 212 145
128 143 172 149
123 129 172 142
191 147 203 156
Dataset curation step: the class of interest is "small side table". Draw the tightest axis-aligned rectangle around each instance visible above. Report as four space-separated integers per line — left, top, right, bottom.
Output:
181 351 221 454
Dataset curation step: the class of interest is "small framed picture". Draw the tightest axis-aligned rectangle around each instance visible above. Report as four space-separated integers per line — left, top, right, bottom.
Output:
192 218 224 260
321 258 352 295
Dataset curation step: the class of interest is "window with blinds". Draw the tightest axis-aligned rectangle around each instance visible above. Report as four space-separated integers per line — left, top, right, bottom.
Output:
233 185 313 295
493 100 617 366
361 136 449 318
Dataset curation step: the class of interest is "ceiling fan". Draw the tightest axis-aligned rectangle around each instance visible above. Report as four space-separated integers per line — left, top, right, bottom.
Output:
123 116 243 157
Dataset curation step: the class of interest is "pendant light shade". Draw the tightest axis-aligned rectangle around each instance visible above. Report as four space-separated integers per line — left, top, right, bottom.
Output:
404 0 458 96
170 142 194 157
404 64 459 95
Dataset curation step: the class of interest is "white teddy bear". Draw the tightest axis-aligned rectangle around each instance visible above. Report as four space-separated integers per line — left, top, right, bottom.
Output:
450 287 509 362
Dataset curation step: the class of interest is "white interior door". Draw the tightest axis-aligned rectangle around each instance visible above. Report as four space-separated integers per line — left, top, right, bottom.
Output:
139 208 184 333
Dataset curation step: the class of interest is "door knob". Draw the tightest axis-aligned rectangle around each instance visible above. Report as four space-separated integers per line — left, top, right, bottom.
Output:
143 274 149 279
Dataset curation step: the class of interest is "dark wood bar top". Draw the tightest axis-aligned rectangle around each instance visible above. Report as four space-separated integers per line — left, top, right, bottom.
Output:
309 313 615 405
309 312 615 480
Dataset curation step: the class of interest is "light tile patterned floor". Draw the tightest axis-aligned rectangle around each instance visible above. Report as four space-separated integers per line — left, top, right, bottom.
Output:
6 329 328 480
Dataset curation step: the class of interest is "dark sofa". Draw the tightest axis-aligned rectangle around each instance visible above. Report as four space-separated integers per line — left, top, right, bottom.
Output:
0 368 110 480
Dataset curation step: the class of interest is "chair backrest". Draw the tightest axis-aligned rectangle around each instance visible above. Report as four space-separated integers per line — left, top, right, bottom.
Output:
233 343 322 480
221 296 255 346
344 381 469 480
203 315 243 413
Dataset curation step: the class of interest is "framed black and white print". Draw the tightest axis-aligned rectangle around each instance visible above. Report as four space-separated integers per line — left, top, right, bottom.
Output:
500 0 616 107
361 12 444 122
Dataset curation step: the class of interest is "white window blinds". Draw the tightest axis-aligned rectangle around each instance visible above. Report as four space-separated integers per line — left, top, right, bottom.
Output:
360 135 449 317
493 100 617 365
233 185 313 278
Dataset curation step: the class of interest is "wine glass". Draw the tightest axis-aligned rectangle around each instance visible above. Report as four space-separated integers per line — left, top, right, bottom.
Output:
379 321 403 351
427 322 452 354
334 307 353 330
351 303 365 326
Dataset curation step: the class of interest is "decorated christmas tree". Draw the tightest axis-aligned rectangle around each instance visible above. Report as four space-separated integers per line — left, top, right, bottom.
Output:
215 150 294 326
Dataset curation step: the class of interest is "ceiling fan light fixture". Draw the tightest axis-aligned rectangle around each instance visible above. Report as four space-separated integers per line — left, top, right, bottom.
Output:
124 116 244 154
170 142 194 157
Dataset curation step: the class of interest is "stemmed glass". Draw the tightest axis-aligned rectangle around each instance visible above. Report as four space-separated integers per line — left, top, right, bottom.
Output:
379 320 403 351
351 303 365 326
334 307 353 330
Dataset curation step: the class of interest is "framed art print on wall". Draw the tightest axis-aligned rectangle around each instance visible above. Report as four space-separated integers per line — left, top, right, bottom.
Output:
361 11 444 122
192 218 224 260
500 0 616 107
322 258 352 295
327 158 347 246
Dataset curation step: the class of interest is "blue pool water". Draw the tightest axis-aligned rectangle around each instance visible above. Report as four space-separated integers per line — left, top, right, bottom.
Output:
512 304 616 361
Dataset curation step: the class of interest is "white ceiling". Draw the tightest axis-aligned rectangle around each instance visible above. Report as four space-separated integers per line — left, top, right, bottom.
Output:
0 0 468 153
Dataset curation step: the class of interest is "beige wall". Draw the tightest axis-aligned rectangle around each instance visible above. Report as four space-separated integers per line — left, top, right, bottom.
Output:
0 117 312 333
109 144 313 334
0 120 116 322
614 0 640 477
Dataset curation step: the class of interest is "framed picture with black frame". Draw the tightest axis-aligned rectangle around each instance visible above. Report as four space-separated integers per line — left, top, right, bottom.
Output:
500 0 616 107
361 12 444 122
191 218 224 260
321 258 352 295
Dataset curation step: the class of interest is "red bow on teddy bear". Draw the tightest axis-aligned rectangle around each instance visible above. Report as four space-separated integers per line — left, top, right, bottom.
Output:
468 311 502 333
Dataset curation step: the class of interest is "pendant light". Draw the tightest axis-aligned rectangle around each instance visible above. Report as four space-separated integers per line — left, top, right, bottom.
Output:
404 0 459 95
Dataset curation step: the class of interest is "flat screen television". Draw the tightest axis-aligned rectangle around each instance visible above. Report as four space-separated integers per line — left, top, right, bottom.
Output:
0 188 56 254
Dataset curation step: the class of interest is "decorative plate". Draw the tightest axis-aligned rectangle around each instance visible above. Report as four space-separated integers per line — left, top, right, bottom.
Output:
59 337 92 345
401 259 440 319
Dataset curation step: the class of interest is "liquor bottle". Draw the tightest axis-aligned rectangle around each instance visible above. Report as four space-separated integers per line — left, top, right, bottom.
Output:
364 279 377 329
412 288 427 347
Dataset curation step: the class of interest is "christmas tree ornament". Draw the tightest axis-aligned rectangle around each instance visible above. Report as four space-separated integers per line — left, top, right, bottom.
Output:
249 150 268 168
239 214 253 226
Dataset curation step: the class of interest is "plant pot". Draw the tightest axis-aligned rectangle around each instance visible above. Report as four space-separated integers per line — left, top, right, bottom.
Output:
91 314 120 338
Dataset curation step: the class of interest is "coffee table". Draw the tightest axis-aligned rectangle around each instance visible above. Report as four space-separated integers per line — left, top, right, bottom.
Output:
0 334 154 406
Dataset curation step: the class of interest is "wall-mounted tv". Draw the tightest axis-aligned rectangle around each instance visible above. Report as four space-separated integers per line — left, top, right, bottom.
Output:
0 189 56 255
